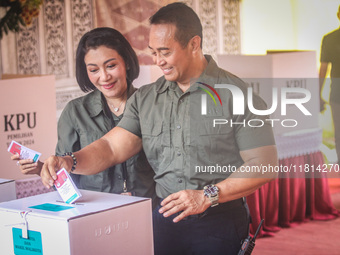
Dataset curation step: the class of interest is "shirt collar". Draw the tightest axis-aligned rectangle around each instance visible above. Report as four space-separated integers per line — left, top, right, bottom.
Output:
84 89 103 117
156 76 172 94
84 85 137 118
191 55 221 92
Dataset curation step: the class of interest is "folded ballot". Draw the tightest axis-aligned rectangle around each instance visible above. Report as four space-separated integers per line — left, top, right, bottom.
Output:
54 168 82 204
8 140 41 162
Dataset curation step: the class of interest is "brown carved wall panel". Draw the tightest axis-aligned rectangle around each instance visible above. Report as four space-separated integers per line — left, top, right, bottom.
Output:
95 0 240 63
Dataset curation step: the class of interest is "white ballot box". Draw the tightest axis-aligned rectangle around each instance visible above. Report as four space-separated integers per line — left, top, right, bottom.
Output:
0 190 154 255
0 178 16 202
217 51 319 135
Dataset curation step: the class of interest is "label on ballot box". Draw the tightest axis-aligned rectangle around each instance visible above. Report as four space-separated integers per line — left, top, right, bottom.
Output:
12 227 43 255
54 168 82 204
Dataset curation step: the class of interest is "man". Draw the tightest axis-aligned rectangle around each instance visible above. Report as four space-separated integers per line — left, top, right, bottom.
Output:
319 5 340 165
42 3 277 254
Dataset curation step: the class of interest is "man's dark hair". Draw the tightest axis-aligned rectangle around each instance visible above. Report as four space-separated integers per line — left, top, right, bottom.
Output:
76 27 139 92
149 2 203 48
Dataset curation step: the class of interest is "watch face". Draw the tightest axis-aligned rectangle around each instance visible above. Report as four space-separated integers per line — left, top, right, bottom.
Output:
204 184 219 196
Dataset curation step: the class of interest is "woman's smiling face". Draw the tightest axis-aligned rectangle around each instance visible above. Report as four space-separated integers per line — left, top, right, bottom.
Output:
85 45 128 100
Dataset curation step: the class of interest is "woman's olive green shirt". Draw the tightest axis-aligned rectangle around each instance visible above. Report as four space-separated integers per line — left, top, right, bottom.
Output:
55 87 155 198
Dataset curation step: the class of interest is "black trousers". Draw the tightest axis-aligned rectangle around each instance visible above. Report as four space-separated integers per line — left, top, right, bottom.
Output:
152 197 250 255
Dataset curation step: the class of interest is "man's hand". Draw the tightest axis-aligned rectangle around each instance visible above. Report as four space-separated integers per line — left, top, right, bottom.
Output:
40 156 73 189
159 189 211 223
11 154 43 175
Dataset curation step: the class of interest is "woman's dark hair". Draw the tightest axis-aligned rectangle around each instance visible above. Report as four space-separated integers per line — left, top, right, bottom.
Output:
149 2 203 48
76 27 139 92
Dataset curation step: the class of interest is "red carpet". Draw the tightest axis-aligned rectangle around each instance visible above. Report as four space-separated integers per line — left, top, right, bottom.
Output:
328 177 340 194
252 182 340 255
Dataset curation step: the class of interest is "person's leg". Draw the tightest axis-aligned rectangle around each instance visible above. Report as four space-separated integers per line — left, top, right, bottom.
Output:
330 102 340 164
152 198 249 255
152 202 191 255
189 202 249 255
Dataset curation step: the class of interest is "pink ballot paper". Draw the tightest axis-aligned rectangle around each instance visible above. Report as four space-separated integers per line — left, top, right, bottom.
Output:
7 140 41 162
54 168 82 204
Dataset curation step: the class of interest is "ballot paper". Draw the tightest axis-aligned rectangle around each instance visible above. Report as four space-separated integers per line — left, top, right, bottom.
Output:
7 140 41 162
54 168 82 204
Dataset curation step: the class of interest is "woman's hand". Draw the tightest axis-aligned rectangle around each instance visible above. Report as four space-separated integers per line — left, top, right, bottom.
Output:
11 154 43 176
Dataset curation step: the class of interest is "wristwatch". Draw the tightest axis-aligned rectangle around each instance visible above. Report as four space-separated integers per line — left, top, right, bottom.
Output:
203 184 219 207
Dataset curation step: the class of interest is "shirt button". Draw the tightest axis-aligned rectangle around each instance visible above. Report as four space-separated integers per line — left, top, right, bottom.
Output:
177 152 181 156
178 179 183 183
118 175 122 179
177 125 181 129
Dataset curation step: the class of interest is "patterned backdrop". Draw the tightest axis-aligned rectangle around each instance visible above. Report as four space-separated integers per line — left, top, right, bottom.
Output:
95 0 240 64
0 0 240 119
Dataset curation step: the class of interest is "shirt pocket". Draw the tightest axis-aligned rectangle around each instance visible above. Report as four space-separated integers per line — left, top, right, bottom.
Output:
141 121 171 171
79 130 105 148
198 117 235 163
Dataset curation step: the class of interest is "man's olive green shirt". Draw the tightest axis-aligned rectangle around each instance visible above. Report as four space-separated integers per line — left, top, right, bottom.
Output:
119 55 275 199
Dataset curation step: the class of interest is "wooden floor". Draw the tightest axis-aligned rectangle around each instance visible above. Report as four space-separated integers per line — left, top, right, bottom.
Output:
252 182 340 255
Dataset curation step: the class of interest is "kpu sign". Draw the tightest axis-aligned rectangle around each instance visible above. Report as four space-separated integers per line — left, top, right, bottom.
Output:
0 75 57 180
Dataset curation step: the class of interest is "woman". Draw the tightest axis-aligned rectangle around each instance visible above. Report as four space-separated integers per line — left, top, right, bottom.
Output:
12 27 155 198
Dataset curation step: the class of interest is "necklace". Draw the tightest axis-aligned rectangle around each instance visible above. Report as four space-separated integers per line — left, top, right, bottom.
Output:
110 100 124 112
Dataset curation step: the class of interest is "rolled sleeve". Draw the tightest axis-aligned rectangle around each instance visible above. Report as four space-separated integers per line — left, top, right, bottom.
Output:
234 96 275 151
55 102 81 156
236 124 275 151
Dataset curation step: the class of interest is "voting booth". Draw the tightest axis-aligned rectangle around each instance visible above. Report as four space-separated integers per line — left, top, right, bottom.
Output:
217 51 319 135
0 190 154 255
0 75 57 180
